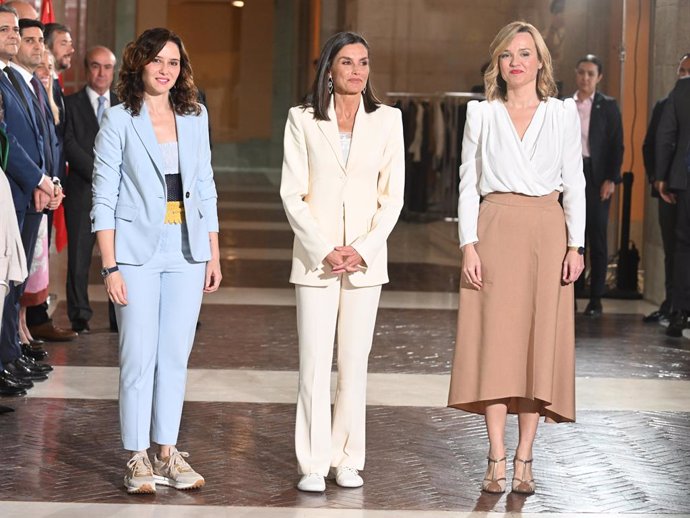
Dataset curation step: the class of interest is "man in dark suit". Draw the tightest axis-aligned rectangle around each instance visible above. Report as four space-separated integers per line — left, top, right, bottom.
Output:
656 73 690 337
573 54 624 317
642 53 690 324
64 46 119 333
0 6 57 391
12 18 75 351
24 22 74 339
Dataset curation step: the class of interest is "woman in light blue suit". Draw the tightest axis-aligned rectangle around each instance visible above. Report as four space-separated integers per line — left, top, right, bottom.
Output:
91 28 221 494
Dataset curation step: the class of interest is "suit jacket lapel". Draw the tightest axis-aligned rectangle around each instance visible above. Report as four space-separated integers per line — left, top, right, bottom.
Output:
588 91 603 151
130 102 165 182
175 111 193 191
317 96 346 172
1 72 38 129
78 88 99 129
345 95 366 174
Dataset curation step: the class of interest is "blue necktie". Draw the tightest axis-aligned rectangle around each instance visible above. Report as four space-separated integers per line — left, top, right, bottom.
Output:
97 95 106 124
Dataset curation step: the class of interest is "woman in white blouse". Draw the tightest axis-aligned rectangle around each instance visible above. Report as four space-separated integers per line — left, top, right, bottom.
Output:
448 21 585 495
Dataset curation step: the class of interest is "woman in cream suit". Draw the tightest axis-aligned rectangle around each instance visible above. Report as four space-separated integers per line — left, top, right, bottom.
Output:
281 32 404 493
448 22 585 495
92 28 221 494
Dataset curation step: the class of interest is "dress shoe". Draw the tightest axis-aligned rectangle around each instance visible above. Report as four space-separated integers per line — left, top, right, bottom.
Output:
21 343 48 361
18 354 53 373
643 309 667 323
512 457 536 494
1 369 33 390
29 321 78 342
481 456 506 493
297 473 325 492
71 319 90 333
5 359 48 381
666 310 689 338
583 299 603 317
0 371 29 395
0 405 15 413
331 466 364 488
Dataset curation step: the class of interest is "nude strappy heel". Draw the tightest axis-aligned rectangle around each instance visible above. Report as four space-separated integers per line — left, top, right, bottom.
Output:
481 456 506 493
512 457 536 494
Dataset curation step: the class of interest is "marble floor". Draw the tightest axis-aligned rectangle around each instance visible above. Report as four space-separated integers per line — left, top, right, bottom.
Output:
1 172 689 518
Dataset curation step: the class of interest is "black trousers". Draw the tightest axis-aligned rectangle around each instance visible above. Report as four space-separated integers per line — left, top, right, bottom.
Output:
673 187 690 312
579 158 611 300
0 210 41 364
63 195 117 328
64 197 96 324
658 197 678 312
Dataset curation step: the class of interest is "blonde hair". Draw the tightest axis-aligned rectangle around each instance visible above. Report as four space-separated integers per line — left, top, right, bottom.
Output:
484 21 557 102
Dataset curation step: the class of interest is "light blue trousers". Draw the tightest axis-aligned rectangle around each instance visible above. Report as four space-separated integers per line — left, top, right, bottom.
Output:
116 224 206 451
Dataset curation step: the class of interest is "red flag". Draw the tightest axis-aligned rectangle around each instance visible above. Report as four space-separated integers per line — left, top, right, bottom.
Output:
40 0 55 24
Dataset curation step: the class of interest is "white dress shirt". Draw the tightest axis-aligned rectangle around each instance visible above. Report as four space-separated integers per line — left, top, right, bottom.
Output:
9 62 35 93
573 91 594 157
457 97 586 248
86 86 110 118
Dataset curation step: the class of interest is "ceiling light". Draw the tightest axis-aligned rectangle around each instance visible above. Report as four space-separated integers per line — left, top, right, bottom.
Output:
232 0 244 6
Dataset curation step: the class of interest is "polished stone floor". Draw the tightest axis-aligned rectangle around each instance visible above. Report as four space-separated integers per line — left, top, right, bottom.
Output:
1 172 689 518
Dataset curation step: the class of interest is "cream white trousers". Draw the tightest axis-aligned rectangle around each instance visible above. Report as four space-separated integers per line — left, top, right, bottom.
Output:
294 277 382 476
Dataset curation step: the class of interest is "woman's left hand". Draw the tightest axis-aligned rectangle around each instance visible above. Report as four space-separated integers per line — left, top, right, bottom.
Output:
204 258 222 293
562 249 584 284
333 246 365 274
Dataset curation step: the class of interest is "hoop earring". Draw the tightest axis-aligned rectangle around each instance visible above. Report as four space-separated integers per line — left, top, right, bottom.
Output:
328 77 333 94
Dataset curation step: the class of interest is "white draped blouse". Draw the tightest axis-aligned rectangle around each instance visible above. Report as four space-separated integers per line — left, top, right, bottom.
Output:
457 97 586 248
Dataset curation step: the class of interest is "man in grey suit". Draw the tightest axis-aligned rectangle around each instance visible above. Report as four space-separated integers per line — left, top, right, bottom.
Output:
63 46 118 333
657 73 690 337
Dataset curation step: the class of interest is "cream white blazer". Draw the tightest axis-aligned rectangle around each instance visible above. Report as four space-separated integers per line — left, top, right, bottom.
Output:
280 96 405 287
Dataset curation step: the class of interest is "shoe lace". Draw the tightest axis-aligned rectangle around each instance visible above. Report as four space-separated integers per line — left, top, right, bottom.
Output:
340 466 359 476
167 449 193 475
127 455 152 477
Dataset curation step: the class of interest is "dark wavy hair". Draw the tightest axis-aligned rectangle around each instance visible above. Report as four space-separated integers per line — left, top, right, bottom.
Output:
117 27 200 117
302 31 380 121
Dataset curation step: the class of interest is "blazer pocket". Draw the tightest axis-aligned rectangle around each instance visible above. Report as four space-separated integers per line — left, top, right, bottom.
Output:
114 203 138 222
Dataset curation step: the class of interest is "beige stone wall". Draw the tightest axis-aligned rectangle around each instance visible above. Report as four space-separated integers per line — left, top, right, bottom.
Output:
643 0 690 304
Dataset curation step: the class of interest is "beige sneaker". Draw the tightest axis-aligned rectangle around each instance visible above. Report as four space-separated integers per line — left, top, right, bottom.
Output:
153 447 205 490
124 453 156 494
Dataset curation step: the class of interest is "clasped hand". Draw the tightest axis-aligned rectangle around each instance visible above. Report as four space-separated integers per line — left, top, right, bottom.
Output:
325 246 364 274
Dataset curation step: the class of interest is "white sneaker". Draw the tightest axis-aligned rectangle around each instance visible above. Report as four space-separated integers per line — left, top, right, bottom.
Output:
124 453 156 494
152 447 205 490
334 466 363 488
297 473 325 492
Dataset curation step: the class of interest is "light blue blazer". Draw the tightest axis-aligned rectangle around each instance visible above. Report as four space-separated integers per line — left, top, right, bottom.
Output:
91 103 219 265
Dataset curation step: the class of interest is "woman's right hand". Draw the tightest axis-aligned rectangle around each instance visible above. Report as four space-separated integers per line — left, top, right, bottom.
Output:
462 243 483 290
325 249 346 273
105 271 128 306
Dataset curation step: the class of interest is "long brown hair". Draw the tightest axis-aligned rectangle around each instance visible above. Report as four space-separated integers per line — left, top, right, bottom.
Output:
117 27 200 117
484 21 557 102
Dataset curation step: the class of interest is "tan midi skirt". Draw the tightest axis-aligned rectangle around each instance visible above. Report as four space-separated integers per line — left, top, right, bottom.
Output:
448 192 575 423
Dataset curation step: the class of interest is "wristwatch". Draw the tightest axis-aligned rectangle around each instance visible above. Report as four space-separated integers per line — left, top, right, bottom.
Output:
568 246 585 255
101 265 119 278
